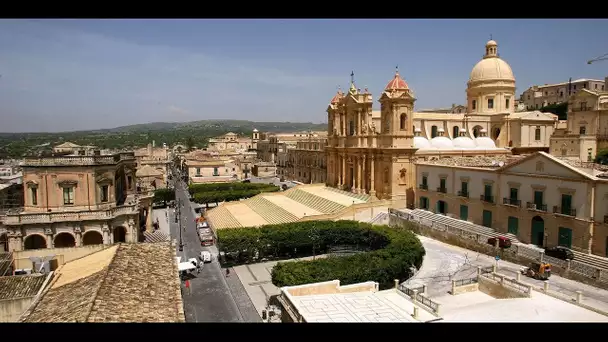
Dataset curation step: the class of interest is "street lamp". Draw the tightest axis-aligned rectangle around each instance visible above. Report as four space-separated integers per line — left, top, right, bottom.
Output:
177 198 184 252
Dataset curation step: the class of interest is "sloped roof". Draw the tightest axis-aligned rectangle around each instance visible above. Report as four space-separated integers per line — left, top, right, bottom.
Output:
136 165 164 177
0 274 47 300
21 242 184 323
54 142 81 149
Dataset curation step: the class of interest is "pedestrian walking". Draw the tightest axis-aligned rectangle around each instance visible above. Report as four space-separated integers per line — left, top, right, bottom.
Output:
226 268 230 277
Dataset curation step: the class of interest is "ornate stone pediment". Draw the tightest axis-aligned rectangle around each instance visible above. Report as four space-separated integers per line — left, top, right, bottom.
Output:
96 177 114 185
44 228 53 235
57 180 78 188
26 180 39 187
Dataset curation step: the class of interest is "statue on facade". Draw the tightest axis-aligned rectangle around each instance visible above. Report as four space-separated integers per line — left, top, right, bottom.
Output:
361 122 367 134
370 122 377 134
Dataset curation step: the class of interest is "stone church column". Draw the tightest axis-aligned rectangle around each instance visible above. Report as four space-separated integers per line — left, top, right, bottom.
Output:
102 223 110 245
362 155 367 193
356 110 361 135
341 154 346 188
74 226 82 247
351 157 356 193
370 155 376 198
356 156 362 194
146 205 154 233
44 228 54 249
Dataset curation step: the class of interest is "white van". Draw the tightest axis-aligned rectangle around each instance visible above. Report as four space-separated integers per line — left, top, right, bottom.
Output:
200 251 212 263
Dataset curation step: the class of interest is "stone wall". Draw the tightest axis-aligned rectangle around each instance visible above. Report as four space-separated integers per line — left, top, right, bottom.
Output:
13 244 108 270
478 275 530 299
452 282 478 295
0 297 36 322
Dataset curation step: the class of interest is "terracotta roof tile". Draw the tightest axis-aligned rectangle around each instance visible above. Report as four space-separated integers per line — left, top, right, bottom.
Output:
385 71 408 91
0 274 47 300
22 242 185 323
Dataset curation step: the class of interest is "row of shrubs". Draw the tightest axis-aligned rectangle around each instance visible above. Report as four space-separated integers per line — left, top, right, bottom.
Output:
189 182 280 204
217 220 425 290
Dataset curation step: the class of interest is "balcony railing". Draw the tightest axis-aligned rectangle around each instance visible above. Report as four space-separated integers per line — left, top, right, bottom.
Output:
457 190 469 198
526 202 547 212
2 204 139 225
437 187 447 194
502 198 521 207
419 184 428 190
553 206 576 217
480 195 494 204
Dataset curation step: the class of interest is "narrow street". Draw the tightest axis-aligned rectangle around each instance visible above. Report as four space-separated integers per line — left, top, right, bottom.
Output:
169 174 259 322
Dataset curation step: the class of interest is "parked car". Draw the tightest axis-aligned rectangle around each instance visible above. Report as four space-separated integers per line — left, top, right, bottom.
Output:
544 246 574 260
200 251 212 263
487 236 512 249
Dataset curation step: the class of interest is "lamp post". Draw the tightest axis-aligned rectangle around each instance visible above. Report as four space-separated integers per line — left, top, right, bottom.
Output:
178 198 184 252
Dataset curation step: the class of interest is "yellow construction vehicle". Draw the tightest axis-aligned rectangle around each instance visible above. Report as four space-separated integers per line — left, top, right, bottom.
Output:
521 262 552 280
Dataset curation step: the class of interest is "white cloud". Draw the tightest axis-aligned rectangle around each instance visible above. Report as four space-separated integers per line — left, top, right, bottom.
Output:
167 105 189 115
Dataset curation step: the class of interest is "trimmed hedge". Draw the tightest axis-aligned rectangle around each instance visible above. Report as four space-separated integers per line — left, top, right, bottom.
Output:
217 220 425 290
153 188 175 206
189 182 279 204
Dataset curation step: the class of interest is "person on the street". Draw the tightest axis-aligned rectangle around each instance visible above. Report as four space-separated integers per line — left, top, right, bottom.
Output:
226 268 230 277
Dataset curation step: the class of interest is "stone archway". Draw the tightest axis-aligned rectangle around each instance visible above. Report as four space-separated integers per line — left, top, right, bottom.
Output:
113 226 127 243
0 233 7 252
473 125 483 138
531 216 545 247
491 126 501 141
54 233 76 248
24 234 47 250
82 231 104 246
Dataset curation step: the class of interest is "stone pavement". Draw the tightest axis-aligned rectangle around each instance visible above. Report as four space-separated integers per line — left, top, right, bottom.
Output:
153 208 170 236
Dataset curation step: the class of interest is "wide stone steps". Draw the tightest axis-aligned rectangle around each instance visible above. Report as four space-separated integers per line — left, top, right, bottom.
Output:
326 186 370 202
206 206 242 229
571 250 608 271
245 196 298 225
143 231 170 243
285 189 346 214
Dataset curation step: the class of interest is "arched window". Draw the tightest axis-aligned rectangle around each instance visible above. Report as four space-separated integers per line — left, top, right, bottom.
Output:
431 126 438 138
452 126 459 138
400 113 407 130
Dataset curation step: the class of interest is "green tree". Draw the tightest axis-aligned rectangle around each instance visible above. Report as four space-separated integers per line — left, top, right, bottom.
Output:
185 136 195 152
153 188 175 206
595 149 608 165
540 102 568 120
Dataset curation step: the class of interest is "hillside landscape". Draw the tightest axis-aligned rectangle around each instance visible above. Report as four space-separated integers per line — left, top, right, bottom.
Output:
0 120 328 158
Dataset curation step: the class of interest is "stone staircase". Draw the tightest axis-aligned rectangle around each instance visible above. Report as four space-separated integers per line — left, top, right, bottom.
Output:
206 205 242 229
409 209 524 244
143 231 170 243
245 196 298 225
368 212 389 225
571 250 608 271
285 189 346 214
0 252 13 276
325 186 370 202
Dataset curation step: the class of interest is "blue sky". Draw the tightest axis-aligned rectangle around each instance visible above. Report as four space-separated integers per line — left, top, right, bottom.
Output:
0 19 607 132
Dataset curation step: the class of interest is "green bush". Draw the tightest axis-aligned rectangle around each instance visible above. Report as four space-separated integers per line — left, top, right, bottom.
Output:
188 182 278 195
153 188 175 205
189 182 279 204
217 220 425 290
540 102 568 120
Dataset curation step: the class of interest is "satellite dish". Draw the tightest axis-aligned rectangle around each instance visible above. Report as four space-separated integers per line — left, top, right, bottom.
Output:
498 161 505 167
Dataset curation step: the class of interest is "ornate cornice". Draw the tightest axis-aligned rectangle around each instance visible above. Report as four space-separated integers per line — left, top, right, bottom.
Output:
57 180 78 188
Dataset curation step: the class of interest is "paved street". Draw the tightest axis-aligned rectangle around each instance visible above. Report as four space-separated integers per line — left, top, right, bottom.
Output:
409 235 608 313
169 174 260 322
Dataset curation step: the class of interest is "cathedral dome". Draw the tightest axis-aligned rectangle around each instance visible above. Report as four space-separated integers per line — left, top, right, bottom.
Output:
413 128 432 149
452 128 476 149
385 69 409 91
330 89 344 104
430 128 454 149
469 40 515 83
475 129 498 149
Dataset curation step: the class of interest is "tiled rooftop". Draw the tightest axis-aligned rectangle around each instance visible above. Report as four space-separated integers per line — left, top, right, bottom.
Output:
0 274 47 300
416 155 524 168
22 242 184 323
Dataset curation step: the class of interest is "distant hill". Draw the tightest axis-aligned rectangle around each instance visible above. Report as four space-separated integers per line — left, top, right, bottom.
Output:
0 119 328 158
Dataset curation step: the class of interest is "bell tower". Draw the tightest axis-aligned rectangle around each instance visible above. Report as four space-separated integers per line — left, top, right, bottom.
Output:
378 67 416 148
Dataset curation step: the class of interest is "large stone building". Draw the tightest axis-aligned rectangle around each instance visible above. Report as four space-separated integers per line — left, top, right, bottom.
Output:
207 131 258 152
415 152 608 257
0 152 155 252
521 78 606 110
324 39 558 207
549 88 608 161
286 136 327 184
134 142 171 188
257 131 326 163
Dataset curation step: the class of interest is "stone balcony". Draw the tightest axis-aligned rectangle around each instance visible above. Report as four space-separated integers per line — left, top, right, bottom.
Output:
22 153 135 167
1 191 153 226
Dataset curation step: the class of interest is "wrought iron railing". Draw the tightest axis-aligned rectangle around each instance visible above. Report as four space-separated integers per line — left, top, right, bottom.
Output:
457 190 469 198
502 198 521 207
526 202 547 212
553 206 576 217
480 195 494 204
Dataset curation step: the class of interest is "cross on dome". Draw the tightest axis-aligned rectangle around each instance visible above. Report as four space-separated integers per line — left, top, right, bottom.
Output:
384 67 409 91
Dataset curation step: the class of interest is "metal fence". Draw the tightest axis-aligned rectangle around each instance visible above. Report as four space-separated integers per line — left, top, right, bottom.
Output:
416 293 439 313
398 284 425 297
454 277 478 287
480 273 531 295
389 209 608 285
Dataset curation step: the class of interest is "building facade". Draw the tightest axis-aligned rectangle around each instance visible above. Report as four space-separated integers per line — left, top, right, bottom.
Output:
207 131 258 152
414 152 608 257
134 143 171 187
287 137 327 184
521 78 606 110
324 40 557 207
185 150 241 184
0 152 154 252
549 89 608 161
257 131 326 163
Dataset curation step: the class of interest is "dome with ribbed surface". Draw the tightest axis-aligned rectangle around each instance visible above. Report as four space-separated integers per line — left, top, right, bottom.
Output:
469 40 515 83
385 70 409 91
453 128 476 149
